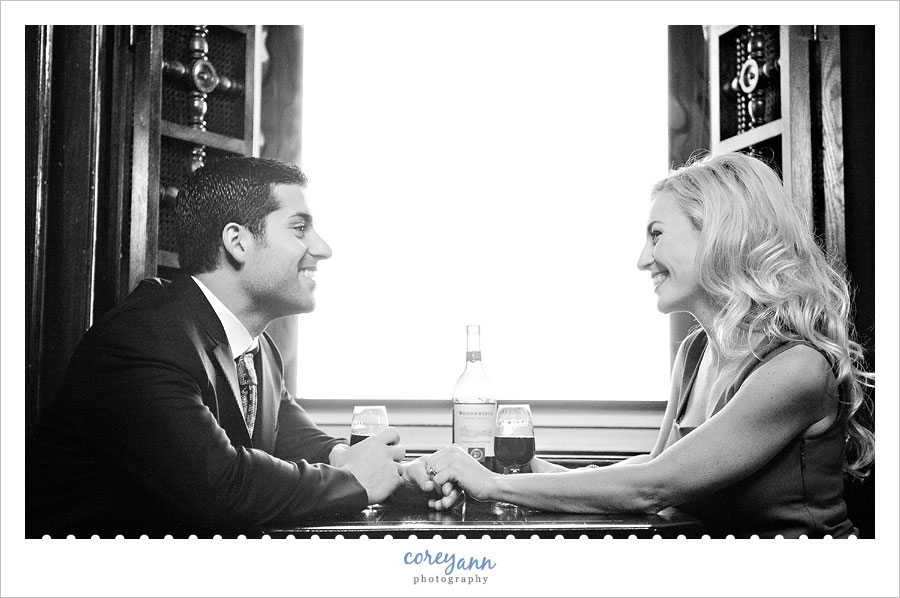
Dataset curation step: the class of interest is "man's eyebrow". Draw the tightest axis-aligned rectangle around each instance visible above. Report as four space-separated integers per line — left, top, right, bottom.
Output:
289 212 312 224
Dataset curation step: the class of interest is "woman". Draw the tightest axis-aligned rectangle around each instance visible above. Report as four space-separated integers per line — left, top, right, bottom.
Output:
409 152 874 538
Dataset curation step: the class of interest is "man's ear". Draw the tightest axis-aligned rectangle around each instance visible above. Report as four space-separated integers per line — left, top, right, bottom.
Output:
221 222 252 265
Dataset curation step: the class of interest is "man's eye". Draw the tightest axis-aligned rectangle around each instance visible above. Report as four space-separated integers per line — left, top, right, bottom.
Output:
294 224 307 235
650 230 661 244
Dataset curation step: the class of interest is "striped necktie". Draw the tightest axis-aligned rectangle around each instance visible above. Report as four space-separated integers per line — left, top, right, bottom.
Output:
235 348 259 437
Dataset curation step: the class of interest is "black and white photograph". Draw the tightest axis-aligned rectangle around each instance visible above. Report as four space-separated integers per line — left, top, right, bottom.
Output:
3 1 898 596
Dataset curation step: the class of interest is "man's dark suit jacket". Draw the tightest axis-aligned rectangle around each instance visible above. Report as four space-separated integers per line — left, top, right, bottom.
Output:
26 275 367 538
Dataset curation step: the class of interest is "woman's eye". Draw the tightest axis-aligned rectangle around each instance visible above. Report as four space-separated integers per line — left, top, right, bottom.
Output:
650 230 661 244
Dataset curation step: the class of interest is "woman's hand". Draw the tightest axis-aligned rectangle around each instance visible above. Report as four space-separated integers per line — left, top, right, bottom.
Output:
425 445 499 510
400 456 462 509
400 456 437 494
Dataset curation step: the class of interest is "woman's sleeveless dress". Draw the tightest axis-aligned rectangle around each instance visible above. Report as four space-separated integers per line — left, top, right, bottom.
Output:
663 329 857 538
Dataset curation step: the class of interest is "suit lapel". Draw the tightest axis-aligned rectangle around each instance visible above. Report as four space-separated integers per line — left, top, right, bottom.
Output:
256 339 281 453
171 275 253 446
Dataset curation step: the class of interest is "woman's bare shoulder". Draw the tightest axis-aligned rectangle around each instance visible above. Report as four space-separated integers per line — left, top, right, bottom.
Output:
742 343 837 421
760 343 834 385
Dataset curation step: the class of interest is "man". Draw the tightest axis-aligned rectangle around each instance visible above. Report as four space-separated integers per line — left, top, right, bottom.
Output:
26 158 410 537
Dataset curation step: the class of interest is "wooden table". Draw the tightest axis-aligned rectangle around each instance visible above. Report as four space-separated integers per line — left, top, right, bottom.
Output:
257 496 704 539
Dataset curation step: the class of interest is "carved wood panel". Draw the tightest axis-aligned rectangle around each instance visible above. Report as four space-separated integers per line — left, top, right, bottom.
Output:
709 25 846 263
131 25 259 280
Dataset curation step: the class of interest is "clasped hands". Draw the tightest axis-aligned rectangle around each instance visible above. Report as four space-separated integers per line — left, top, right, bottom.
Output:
402 444 497 510
331 431 497 510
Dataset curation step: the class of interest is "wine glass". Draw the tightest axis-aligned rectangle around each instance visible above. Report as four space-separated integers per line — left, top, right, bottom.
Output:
350 406 389 445
493 404 535 475
350 406 389 517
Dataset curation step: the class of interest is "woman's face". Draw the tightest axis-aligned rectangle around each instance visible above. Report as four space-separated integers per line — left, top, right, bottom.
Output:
637 192 708 316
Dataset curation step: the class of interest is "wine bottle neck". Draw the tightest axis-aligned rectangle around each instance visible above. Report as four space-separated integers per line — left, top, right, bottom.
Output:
466 351 482 363
465 325 482 355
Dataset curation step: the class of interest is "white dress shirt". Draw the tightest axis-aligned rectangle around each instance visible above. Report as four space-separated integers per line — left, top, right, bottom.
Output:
191 276 259 359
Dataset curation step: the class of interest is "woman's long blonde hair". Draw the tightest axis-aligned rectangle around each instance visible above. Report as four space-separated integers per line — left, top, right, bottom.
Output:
652 152 874 478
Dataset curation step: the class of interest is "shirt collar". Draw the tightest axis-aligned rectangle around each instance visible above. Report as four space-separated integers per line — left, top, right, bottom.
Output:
191 276 258 360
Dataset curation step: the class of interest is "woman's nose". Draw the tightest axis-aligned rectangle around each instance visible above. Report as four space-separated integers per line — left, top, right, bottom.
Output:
636 240 654 271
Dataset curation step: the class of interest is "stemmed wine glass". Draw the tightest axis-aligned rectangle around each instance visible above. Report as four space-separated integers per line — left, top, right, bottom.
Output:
493 404 535 475
350 406 389 517
493 404 535 510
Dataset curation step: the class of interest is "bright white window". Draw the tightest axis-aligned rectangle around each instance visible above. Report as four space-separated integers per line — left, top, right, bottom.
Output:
297 17 670 402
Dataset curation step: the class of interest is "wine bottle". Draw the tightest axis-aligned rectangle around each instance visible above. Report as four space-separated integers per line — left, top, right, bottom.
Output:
452 325 497 469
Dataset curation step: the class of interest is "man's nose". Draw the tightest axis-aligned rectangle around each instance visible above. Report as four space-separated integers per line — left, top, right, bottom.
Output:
309 230 333 260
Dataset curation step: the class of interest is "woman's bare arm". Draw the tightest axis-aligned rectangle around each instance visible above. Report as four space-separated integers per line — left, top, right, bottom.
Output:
430 345 836 513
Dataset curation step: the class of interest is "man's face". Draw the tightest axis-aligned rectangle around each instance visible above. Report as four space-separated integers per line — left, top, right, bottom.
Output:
243 184 332 318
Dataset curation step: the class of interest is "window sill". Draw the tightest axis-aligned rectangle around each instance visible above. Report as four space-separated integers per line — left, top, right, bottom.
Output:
302 399 666 454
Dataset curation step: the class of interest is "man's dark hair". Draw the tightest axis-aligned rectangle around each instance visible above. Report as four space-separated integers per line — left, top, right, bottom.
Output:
175 157 307 274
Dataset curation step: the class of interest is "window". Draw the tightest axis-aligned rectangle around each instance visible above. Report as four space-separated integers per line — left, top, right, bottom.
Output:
297 20 670 403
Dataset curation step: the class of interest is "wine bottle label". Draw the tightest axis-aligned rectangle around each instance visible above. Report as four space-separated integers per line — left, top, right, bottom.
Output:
452 402 496 459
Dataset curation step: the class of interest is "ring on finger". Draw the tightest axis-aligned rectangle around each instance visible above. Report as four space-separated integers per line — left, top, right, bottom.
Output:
427 464 439 477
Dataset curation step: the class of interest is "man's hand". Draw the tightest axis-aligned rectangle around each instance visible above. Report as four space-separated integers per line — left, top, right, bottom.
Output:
330 428 405 505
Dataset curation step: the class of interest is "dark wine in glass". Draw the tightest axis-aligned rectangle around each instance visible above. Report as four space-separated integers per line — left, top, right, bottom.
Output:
494 436 536 470
350 406 388 445
493 404 535 477
350 434 369 446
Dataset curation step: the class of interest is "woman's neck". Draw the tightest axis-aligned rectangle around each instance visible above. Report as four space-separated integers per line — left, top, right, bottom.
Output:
699 322 769 368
